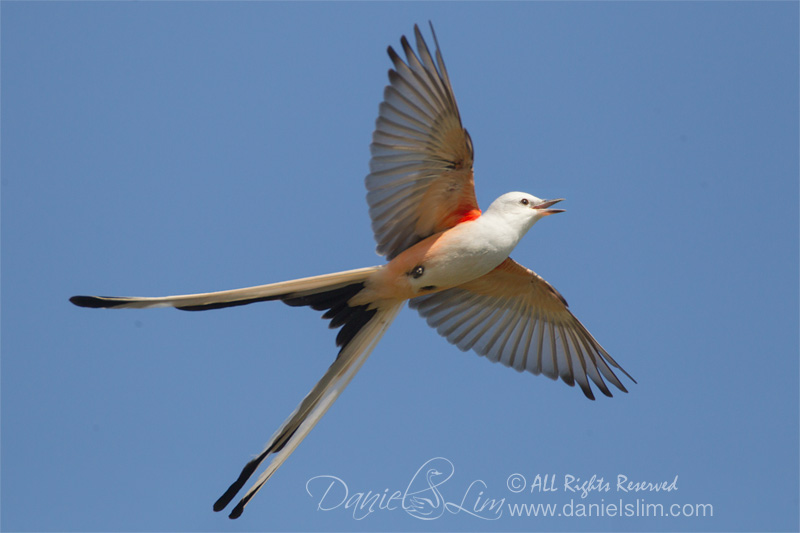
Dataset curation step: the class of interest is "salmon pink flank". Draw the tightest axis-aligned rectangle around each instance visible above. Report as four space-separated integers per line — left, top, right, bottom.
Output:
456 208 482 224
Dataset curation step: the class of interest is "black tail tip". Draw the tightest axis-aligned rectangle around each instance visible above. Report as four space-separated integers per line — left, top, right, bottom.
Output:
229 502 245 519
70 295 105 308
213 491 234 513
213 483 241 514
213 495 244 519
70 295 131 309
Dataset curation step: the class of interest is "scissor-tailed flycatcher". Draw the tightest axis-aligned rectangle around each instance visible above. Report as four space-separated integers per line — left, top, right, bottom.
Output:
71 23 634 519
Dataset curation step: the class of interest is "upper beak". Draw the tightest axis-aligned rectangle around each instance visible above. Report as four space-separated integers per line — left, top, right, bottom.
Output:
533 198 565 215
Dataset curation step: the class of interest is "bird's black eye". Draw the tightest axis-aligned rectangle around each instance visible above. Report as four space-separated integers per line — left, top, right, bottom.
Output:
520 198 530 206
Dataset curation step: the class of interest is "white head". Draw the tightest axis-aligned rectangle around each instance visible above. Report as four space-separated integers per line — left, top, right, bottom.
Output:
484 191 565 234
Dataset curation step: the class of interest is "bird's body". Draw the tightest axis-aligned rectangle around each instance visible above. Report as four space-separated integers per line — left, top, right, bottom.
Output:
358 192 556 303
70 24 634 519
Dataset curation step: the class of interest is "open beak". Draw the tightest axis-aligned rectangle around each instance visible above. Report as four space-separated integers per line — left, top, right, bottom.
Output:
533 198 565 215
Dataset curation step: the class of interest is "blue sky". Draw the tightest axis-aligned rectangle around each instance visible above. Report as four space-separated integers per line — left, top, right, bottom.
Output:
2 2 798 532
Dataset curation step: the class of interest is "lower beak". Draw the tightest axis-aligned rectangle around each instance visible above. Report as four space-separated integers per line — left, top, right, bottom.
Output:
533 198 565 215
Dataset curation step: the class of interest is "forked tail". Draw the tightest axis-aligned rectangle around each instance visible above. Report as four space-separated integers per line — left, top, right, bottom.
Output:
69 266 382 311
215 301 402 518
70 266 403 519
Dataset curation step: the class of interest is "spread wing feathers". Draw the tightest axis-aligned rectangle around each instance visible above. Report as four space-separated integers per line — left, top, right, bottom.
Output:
366 22 478 261
409 258 635 400
69 266 381 312
214 302 404 519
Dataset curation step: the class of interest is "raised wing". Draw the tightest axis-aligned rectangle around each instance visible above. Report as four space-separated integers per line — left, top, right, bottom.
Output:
409 258 635 400
366 23 478 260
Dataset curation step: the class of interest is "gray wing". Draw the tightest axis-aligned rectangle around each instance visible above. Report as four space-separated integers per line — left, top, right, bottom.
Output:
366 23 478 260
409 258 635 400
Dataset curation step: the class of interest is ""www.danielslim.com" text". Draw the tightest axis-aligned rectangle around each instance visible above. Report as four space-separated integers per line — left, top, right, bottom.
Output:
507 498 713 518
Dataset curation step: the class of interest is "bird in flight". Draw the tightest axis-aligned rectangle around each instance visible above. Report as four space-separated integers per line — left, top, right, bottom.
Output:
71 23 634 519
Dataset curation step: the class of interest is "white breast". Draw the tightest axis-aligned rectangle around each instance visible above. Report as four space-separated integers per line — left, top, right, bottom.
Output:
414 216 520 290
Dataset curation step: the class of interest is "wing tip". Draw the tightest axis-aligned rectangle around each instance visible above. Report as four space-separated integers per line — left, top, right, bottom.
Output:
623 370 638 385
577 380 596 401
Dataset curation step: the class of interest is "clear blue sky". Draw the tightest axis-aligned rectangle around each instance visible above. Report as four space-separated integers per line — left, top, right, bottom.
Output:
3 2 798 532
